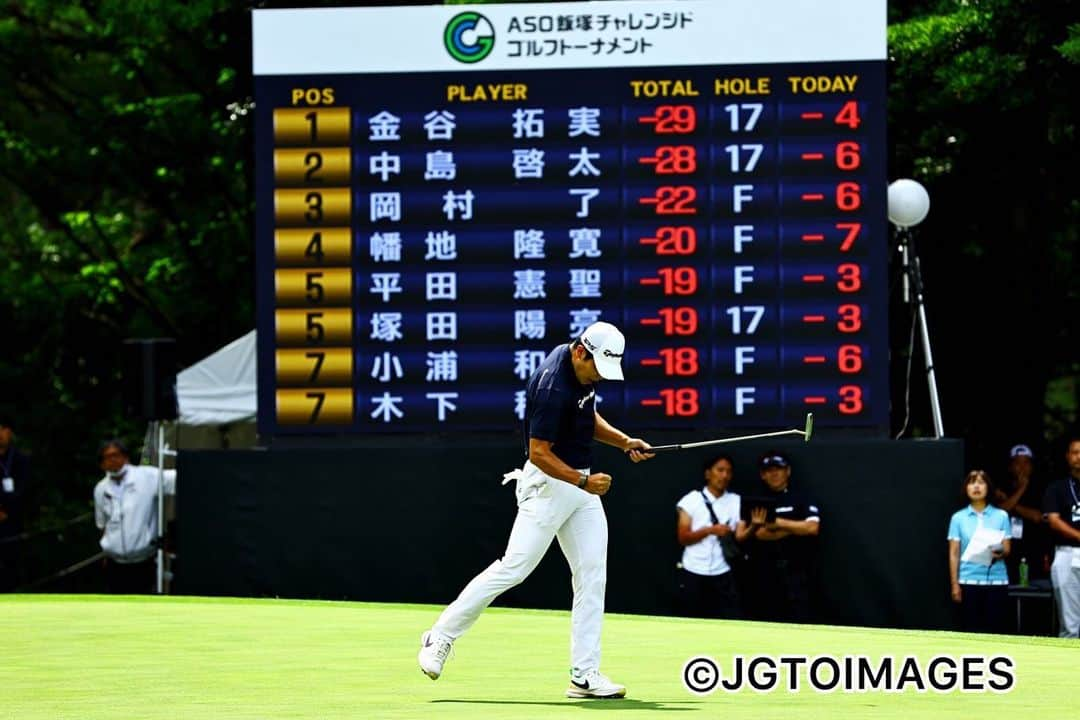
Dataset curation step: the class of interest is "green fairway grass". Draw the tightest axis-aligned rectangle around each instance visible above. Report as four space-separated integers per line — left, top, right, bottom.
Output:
2 595 1073 719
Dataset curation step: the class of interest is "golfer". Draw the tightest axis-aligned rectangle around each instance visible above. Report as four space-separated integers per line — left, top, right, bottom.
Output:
419 321 654 698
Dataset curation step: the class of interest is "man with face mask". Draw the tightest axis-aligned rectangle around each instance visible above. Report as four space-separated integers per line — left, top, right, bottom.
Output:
93 440 176 593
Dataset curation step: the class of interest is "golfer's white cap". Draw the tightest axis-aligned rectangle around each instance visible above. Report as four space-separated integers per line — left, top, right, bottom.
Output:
579 322 625 380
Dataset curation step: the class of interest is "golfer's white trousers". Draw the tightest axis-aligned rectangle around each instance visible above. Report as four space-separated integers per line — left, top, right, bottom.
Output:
434 461 608 672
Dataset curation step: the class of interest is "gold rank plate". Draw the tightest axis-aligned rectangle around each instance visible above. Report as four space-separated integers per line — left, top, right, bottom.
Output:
276 388 353 425
274 188 352 226
273 107 350 146
274 268 353 306
275 308 353 345
274 228 352 266
273 148 351 186
276 347 353 386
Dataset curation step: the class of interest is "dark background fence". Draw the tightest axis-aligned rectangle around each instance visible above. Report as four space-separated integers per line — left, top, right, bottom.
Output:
175 438 963 630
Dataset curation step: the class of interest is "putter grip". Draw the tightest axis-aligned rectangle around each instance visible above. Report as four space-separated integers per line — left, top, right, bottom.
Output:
635 444 680 452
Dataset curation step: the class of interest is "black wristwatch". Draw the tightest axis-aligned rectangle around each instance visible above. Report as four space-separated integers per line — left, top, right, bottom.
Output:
577 472 589 489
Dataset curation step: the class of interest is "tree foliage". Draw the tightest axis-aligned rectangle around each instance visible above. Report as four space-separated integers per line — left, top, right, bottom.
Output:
0 0 254 531
888 0 1079 462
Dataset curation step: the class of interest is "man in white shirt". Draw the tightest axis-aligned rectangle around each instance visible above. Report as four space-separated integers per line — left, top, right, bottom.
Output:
675 454 762 618
93 440 176 594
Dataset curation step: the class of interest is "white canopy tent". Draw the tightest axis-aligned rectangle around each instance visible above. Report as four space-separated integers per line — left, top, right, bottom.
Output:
166 330 259 449
136 331 259 592
176 330 257 426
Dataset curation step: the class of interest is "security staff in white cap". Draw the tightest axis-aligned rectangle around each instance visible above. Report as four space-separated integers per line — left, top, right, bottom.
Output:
419 322 654 698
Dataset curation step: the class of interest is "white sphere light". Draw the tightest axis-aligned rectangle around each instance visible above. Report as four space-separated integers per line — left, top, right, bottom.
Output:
887 179 930 228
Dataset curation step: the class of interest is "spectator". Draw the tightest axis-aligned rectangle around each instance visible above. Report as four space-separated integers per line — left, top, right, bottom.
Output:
0 407 32 591
743 451 821 623
93 439 176 594
994 444 1051 583
947 469 1011 633
675 453 764 619
1042 434 1080 638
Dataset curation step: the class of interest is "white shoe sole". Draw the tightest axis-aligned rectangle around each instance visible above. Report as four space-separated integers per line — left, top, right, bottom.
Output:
565 686 626 699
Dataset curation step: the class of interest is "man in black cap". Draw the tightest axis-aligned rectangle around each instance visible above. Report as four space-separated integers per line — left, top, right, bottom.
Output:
743 450 821 623
995 444 1051 585
0 406 32 591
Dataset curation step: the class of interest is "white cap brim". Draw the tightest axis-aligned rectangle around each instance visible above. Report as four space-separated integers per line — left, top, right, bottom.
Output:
594 356 624 381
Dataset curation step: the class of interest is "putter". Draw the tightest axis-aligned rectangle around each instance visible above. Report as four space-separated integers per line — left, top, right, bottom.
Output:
642 413 814 453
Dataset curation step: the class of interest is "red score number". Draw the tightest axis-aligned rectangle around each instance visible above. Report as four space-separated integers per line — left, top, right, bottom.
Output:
657 307 698 335
836 182 861 211
834 101 861 129
638 105 697 134
639 186 697 215
837 222 860 251
654 267 698 295
839 385 863 414
838 344 863 374
835 141 861 170
639 145 697 175
640 226 697 255
658 347 699 376
836 264 861 293
659 388 700 417
837 304 862 333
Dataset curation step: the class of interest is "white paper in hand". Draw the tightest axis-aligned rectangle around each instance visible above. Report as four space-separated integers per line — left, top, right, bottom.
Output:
961 527 1005 566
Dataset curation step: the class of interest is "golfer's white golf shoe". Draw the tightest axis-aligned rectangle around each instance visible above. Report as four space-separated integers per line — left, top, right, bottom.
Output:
418 629 454 680
566 668 627 698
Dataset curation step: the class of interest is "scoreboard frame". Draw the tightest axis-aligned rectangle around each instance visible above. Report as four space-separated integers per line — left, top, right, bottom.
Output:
252 0 889 438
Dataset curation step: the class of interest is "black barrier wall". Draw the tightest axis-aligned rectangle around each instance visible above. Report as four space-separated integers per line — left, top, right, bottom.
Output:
176 439 962 629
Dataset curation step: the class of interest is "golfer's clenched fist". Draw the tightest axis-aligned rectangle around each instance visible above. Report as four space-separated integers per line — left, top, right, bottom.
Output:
585 472 612 495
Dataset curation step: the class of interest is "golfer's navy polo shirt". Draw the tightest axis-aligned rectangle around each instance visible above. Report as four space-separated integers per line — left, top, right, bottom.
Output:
523 344 596 469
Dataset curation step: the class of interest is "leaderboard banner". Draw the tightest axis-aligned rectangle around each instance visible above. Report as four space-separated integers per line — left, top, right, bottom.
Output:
252 0 888 436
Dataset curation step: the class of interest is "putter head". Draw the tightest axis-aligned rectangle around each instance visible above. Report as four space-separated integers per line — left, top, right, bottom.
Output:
804 413 814 442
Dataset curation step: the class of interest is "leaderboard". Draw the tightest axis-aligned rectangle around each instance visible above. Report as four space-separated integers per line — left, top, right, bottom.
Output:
253 0 888 435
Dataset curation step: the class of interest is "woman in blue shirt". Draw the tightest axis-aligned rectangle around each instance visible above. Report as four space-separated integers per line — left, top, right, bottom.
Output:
947 469 1012 633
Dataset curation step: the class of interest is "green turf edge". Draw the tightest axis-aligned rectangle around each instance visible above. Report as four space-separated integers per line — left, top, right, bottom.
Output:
2 594 1074 648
